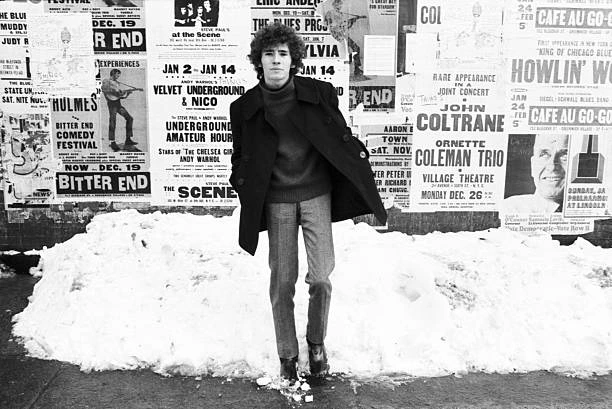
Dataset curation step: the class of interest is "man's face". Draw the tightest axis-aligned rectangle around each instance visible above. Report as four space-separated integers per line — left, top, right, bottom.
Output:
203 0 211 10
530 134 569 202
260 43 294 89
111 71 121 80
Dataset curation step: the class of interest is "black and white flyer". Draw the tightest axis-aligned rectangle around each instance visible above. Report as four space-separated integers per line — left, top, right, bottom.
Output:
148 57 251 205
360 123 412 211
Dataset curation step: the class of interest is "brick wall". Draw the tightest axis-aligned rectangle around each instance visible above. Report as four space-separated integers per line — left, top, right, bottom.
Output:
2 198 611 253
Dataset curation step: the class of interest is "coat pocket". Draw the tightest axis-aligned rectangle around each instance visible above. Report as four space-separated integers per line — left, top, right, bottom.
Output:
229 165 245 191
229 171 237 190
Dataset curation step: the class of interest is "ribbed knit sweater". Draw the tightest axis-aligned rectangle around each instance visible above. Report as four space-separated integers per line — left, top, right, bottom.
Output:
260 78 331 203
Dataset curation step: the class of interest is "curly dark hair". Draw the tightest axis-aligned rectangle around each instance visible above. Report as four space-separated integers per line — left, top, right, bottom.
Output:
248 22 305 80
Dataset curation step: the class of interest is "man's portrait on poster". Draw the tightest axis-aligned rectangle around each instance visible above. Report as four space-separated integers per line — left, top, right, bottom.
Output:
502 134 569 214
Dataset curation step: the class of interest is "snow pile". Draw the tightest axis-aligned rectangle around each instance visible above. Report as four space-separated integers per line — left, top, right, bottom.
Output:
11 210 612 379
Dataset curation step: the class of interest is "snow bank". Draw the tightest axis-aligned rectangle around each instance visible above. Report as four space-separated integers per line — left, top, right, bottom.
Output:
12 210 612 379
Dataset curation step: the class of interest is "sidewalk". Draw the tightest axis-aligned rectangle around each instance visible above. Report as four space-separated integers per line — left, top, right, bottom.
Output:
2 272 612 409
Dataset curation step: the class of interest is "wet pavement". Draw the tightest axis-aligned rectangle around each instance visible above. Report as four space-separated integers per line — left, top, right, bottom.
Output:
2 273 612 409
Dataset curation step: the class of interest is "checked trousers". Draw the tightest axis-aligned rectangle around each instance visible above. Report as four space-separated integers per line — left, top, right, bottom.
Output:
265 192 335 359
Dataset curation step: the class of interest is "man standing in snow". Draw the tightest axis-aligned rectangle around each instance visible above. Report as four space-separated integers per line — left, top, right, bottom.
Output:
229 23 386 382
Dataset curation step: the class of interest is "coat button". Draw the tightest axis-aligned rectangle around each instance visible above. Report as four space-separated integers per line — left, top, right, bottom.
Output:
359 152 367 159
325 116 332 124
342 134 350 142
237 178 245 186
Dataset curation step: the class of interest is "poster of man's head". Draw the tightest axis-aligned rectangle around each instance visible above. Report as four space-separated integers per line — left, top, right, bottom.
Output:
502 134 569 214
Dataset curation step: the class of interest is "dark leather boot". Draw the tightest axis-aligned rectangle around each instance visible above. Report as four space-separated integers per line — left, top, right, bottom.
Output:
279 356 298 383
308 342 329 377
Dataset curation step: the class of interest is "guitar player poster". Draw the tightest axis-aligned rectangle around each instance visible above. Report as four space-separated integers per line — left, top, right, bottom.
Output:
99 59 148 155
50 58 151 201
564 133 612 218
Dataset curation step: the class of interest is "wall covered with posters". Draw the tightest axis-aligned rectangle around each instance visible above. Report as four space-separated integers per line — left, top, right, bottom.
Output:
1 0 612 250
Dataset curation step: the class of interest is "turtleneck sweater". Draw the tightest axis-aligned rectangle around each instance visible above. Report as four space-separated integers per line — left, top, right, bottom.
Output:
260 78 331 203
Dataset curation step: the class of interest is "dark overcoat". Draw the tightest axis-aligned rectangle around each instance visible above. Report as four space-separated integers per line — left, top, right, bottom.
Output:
229 76 387 255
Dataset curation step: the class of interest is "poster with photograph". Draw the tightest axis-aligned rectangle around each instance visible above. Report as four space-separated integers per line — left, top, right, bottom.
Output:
51 58 150 201
99 58 148 155
360 123 412 211
145 0 250 60
44 0 146 55
564 133 612 218
148 57 252 205
174 0 219 27
27 13 97 96
500 133 594 234
316 0 397 112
